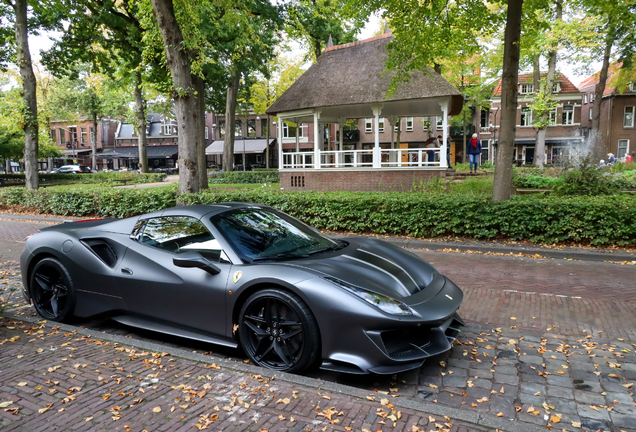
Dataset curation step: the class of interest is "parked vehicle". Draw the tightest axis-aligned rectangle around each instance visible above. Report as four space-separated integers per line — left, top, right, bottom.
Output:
21 203 464 375
51 165 93 174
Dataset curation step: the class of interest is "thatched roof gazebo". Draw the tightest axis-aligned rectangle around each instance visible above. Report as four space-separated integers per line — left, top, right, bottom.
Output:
266 32 464 191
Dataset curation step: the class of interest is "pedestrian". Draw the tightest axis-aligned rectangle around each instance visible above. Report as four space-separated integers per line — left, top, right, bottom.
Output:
466 133 482 173
426 134 437 163
625 153 632 163
607 153 616 165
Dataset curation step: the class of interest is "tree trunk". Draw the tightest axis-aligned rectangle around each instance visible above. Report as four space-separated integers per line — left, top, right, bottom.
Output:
223 68 240 172
92 114 98 170
592 20 614 134
314 39 322 61
493 0 523 201
134 71 148 173
150 0 199 194
266 114 270 168
194 75 207 188
13 0 38 190
434 63 442 74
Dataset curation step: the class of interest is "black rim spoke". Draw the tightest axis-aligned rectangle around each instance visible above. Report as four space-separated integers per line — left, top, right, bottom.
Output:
273 340 291 366
51 295 59 316
244 321 268 337
278 320 302 327
281 328 302 340
35 274 53 291
254 340 274 361
245 314 266 324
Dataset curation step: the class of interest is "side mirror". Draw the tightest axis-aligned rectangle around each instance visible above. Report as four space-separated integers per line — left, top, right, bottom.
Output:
173 252 221 275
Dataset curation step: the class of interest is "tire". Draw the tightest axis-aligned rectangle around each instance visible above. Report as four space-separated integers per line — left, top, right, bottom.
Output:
238 288 320 373
29 257 76 323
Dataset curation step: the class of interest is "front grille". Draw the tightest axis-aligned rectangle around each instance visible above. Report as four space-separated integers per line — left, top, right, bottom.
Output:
381 327 431 359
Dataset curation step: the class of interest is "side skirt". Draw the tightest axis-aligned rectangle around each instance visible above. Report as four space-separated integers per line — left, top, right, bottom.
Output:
111 315 239 349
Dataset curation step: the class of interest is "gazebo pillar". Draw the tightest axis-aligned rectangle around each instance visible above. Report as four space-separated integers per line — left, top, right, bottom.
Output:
295 118 300 152
313 110 321 169
372 104 383 168
389 115 396 165
440 100 448 168
337 118 344 167
277 118 283 169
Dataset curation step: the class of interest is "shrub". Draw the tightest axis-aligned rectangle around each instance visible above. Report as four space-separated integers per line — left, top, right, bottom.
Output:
2 186 636 245
0 172 166 185
553 158 618 196
513 174 561 189
207 169 279 184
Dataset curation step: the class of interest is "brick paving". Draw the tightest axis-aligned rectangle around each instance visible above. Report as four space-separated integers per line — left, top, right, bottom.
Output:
0 320 489 432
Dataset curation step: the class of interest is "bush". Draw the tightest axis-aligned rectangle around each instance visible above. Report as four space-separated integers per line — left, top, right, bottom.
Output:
553 158 618 196
3 186 636 245
207 169 278 184
513 174 561 189
0 172 166 185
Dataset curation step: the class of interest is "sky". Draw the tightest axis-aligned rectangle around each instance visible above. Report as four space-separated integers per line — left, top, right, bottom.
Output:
27 14 600 87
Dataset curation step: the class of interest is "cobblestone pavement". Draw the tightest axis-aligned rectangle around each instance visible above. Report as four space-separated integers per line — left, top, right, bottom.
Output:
0 320 489 432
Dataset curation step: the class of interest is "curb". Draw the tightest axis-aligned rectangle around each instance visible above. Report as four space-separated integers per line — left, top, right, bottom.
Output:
0 213 76 223
338 234 636 263
2 308 545 432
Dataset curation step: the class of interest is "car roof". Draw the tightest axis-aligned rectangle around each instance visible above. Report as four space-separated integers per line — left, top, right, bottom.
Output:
141 202 268 220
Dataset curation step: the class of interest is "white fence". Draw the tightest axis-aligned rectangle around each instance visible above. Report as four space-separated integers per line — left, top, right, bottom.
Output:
281 147 444 169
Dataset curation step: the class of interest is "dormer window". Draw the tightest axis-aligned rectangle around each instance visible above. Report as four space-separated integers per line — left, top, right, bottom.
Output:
629 82 636 92
520 84 534 94
552 82 561 93
163 119 172 135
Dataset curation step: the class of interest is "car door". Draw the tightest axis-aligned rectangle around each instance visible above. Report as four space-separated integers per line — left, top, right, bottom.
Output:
114 216 232 337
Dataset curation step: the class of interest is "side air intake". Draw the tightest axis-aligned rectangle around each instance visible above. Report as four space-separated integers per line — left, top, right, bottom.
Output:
81 239 118 267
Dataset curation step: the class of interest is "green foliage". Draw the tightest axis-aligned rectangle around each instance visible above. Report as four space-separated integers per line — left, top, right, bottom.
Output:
553 159 618 196
0 172 166 185
207 169 279 184
513 173 562 189
3 186 636 246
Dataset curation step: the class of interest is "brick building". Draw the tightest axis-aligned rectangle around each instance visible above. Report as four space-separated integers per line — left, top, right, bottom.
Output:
49 118 118 169
579 63 636 159
485 73 584 165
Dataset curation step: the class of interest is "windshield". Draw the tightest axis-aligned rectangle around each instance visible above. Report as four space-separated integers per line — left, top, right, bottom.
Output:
211 208 339 262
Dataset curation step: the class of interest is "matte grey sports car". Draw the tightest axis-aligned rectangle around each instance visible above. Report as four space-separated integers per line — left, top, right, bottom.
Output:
20 203 463 374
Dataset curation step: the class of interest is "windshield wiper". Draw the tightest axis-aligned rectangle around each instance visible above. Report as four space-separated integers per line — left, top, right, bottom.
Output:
253 253 310 262
307 245 339 256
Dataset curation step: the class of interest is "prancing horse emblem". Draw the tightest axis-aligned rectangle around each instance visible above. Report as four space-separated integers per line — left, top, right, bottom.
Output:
233 271 243 284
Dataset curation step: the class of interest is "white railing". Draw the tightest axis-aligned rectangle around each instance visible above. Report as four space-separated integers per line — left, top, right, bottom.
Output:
281 147 444 169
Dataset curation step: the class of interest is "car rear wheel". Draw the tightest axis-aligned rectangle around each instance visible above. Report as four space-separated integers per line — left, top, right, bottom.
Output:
239 288 320 373
30 258 76 323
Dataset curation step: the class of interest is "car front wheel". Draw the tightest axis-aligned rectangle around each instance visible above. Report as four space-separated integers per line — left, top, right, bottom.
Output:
238 288 320 373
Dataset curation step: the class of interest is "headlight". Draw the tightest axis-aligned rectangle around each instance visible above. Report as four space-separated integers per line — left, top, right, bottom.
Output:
324 277 412 315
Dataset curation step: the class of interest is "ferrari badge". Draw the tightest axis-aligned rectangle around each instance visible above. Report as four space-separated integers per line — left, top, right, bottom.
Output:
233 271 243 284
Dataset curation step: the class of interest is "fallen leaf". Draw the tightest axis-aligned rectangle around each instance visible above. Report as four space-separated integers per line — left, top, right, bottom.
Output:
496 412 503 417
429 384 438 389
571 421 581 428
85 417 93 422
16 382 27 387
152 407 162 413
550 414 561 423
0 401 13 408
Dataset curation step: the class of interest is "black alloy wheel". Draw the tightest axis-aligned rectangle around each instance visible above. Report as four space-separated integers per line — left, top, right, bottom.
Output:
30 258 76 323
239 288 320 373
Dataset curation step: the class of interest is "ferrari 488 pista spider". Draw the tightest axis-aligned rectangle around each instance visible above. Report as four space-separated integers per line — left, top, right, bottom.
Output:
21 203 463 374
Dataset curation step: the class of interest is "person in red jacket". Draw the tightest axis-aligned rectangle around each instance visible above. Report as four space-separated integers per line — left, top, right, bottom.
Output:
466 133 482 173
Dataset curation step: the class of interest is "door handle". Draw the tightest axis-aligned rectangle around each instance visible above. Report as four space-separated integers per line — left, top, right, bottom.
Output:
121 268 133 275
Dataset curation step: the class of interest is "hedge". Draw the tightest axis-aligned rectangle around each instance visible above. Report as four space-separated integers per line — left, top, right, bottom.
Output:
207 169 279 184
0 172 167 185
2 186 634 246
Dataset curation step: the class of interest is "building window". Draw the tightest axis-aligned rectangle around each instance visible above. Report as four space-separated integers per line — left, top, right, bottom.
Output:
521 107 532 126
552 83 561 93
549 109 557 125
247 119 256 137
618 140 630 158
394 118 401 131
219 121 225 139
58 128 65 144
481 139 489 163
378 118 385 132
480 110 489 128
283 122 302 138
590 92 595 102
205 126 209 140
630 82 636 92
365 118 372 133
422 116 430 131
80 127 88 143
260 119 268 137
562 105 574 125
163 120 172 135
589 108 593 120
406 117 413 131
520 84 534 94
584 94 588 104
624 106 635 128
436 116 443 129
235 120 242 137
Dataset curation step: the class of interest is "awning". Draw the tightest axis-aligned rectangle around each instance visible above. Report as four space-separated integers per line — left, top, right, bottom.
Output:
205 139 274 155
99 145 179 159
61 149 92 156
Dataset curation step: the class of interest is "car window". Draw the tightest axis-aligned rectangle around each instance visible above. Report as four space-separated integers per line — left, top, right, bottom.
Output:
137 216 223 261
211 208 338 262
